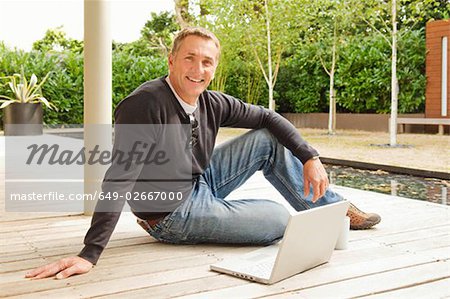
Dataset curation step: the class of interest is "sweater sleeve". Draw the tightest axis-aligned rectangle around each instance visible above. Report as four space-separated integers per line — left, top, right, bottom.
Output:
78 211 122 264
214 92 319 164
78 93 156 264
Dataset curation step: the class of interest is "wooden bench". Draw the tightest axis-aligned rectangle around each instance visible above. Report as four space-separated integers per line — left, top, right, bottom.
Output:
395 118 450 135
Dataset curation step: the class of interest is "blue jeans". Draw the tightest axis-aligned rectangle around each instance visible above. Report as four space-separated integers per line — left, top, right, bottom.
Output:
146 129 343 245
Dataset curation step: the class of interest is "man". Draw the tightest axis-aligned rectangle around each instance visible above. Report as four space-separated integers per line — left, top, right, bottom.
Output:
26 27 380 280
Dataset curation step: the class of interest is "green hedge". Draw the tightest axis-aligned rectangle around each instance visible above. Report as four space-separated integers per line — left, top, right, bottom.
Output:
112 52 167 110
275 43 330 113
275 28 426 114
337 28 425 113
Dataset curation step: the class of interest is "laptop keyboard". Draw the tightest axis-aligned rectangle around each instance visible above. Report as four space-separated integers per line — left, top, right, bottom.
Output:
243 259 275 277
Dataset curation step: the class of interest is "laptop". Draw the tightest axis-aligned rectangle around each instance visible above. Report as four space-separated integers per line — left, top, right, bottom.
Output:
210 200 350 284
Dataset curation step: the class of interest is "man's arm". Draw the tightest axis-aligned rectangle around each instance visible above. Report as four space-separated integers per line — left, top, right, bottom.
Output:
25 94 156 279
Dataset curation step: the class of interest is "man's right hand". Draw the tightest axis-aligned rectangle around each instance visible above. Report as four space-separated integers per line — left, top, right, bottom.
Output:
303 157 329 203
25 256 93 280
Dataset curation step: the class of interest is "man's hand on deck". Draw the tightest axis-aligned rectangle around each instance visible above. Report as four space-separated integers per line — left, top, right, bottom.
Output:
25 256 93 280
303 157 329 203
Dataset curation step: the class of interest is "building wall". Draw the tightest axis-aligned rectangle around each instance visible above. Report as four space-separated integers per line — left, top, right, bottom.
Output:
426 20 450 118
282 113 448 134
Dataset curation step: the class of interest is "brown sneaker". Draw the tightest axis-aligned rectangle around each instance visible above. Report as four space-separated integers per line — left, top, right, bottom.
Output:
347 202 381 230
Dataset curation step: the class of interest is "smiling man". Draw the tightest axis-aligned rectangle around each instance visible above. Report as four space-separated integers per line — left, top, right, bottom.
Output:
168 33 218 105
26 27 380 280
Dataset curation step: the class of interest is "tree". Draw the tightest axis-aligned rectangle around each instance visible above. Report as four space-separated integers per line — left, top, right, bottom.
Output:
195 0 268 100
32 26 83 54
362 0 447 146
141 11 180 56
258 0 278 111
113 11 179 58
390 0 399 146
197 0 302 109
174 0 193 28
398 0 450 30
304 0 363 134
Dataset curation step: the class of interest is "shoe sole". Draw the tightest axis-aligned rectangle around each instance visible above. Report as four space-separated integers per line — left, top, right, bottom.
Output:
350 218 381 230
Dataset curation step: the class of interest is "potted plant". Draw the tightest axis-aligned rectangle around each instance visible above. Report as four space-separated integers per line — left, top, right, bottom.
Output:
0 69 55 135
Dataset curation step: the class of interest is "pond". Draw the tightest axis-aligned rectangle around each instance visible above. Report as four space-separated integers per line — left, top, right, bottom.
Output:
324 164 449 206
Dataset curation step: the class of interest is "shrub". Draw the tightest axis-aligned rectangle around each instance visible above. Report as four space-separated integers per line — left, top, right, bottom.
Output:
275 43 330 113
275 28 426 114
112 52 167 110
337 28 425 113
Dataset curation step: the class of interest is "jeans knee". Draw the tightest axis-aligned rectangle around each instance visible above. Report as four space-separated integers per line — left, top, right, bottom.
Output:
251 128 275 142
245 129 278 153
268 202 290 235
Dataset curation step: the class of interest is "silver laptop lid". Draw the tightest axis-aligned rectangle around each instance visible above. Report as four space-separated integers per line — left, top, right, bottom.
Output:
270 201 350 283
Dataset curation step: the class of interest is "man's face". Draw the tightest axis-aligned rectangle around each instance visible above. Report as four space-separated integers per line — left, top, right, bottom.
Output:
168 35 219 104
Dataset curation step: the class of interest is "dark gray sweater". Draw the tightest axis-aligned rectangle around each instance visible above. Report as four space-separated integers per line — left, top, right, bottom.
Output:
78 76 318 264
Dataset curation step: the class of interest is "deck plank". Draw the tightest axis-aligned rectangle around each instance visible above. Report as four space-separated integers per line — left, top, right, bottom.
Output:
266 260 450 298
178 247 449 299
360 278 450 299
93 246 450 299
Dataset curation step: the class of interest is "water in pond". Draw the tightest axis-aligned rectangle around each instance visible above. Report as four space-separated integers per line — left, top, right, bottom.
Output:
324 164 449 206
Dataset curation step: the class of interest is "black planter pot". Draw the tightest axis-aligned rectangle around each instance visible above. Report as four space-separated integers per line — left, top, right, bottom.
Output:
3 103 43 136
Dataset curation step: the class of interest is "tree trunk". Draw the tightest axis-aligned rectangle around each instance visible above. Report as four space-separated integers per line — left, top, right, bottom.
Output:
264 0 275 111
174 0 190 28
389 0 398 146
328 20 338 135
328 87 336 134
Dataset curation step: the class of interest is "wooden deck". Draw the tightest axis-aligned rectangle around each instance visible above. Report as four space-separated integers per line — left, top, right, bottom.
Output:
1 170 449 298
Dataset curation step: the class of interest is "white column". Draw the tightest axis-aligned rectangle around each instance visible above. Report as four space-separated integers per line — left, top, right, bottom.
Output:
84 0 112 215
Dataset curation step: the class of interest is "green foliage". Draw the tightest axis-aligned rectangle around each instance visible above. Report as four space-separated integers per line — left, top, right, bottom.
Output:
399 0 450 30
174 0 194 26
336 28 426 113
396 28 426 113
0 43 80 124
197 0 296 106
112 52 167 109
32 27 83 54
336 33 392 113
113 11 179 58
0 68 54 109
1 35 168 125
275 27 426 114
41 51 85 124
275 43 330 113
0 3 434 126
219 56 268 107
113 38 156 57
140 11 180 56
198 0 432 114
